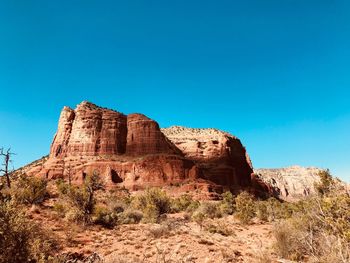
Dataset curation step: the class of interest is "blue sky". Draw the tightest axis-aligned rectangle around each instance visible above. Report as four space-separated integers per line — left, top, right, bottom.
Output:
0 0 349 181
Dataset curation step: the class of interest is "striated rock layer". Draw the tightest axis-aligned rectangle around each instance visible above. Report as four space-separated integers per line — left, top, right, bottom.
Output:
24 101 256 198
161 126 253 190
254 166 323 201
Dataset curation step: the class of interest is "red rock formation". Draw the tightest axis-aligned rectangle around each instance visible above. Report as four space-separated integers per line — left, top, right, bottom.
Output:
126 114 179 155
64 101 127 156
161 126 254 190
79 155 198 189
50 106 75 158
25 101 258 199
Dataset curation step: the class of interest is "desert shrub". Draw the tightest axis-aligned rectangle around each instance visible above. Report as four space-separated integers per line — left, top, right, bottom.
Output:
196 202 222 219
170 194 197 212
273 194 350 262
185 199 200 213
314 169 334 196
132 188 171 223
118 209 143 224
53 202 67 217
108 186 131 201
12 175 48 205
93 205 118 228
191 201 222 228
274 217 310 260
256 197 293 222
55 179 70 195
142 203 160 223
319 194 350 241
57 173 104 224
204 221 234 236
103 191 129 214
0 200 57 263
219 191 235 215
192 210 205 229
234 191 256 224
148 223 171 238
65 185 95 223
255 200 268 221
108 199 125 213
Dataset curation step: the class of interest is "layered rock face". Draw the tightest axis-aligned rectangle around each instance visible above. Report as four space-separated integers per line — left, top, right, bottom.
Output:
25 101 255 198
126 114 179 156
161 126 253 189
50 101 127 157
254 166 323 201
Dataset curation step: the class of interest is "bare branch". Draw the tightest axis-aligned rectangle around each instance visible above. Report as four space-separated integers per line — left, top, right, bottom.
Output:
0 147 15 188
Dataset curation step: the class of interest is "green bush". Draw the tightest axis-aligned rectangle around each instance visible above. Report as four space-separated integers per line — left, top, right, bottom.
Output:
53 202 67 217
12 175 48 205
201 202 222 219
105 192 128 214
132 188 171 223
273 194 350 262
256 198 293 222
118 209 143 224
234 191 256 224
0 200 57 263
204 222 234 236
219 191 235 215
93 205 118 228
192 210 205 229
55 179 70 195
314 169 334 196
171 194 198 213
192 202 222 221
57 173 104 224
186 199 200 213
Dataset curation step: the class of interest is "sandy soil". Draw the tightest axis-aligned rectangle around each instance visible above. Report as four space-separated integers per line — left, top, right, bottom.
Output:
29 199 278 263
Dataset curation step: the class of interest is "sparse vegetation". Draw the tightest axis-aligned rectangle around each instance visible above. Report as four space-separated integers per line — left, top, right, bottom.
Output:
1 159 348 263
56 172 104 224
132 188 171 223
195 201 222 219
219 191 235 215
204 221 234 236
11 175 48 205
170 194 199 213
273 171 350 262
256 197 292 222
0 199 57 263
234 191 256 224
118 209 143 224
93 205 118 228
314 169 335 196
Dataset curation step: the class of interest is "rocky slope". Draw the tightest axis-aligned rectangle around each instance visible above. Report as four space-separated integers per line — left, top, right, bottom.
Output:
23 101 255 198
254 166 323 201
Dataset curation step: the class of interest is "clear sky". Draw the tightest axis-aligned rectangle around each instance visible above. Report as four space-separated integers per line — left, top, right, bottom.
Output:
0 0 349 181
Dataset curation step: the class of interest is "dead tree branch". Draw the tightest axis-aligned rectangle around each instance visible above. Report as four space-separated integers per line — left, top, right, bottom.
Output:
0 147 15 188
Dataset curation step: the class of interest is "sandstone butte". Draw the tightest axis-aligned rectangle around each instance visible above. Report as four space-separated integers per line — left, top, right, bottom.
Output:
21 101 270 199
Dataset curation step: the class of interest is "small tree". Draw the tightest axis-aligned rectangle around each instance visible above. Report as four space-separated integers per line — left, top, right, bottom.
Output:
0 148 15 188
64 171 104 224
132 188 171 223
314 169 334 196
220 191 235 215
234 191 256 224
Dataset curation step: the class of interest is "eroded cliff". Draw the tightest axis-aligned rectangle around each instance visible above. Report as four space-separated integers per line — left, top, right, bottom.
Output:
24 101 255 198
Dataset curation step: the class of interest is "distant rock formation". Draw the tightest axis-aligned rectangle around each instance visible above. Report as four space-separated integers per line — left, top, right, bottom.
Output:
23 101 255 199
254 166 324 201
